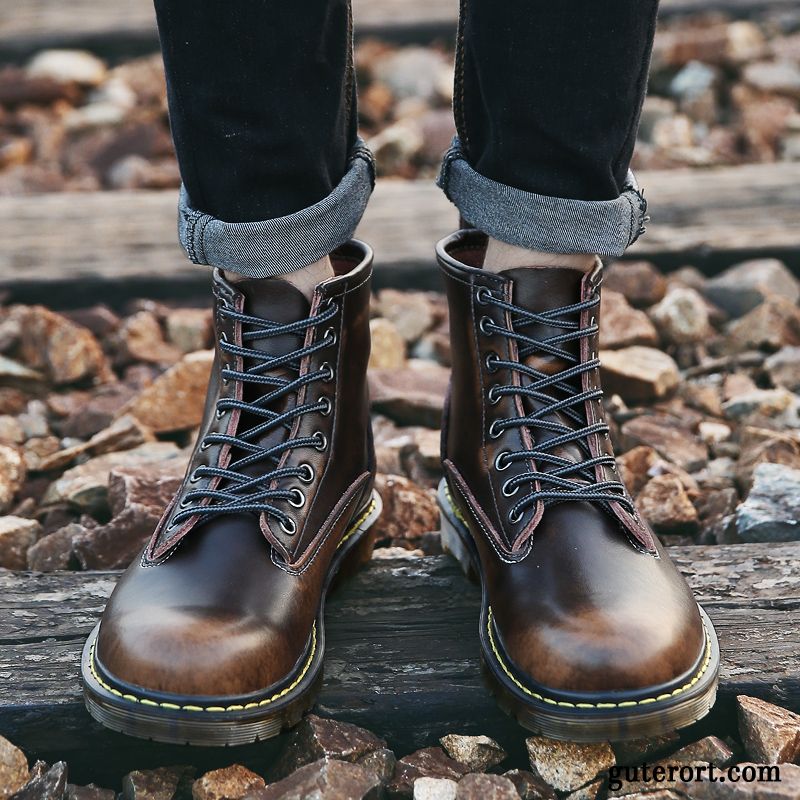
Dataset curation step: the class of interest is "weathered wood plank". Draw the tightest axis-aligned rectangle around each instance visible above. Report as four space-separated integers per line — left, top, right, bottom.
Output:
0 543 797 783
1 163 798 306
0 0 794 58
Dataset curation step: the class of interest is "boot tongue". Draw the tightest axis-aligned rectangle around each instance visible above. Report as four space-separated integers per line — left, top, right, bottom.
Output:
230 277 312 476
499 266 589 474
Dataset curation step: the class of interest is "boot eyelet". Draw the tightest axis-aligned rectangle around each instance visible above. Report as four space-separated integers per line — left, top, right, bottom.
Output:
288 488 306 508
320 362 335 382
324 298 338 313
508 508 523 524
189 472 200 484
179 497 192 508
219 332 228 343
215 408 226 419
280 517 297 535
479 316 493 336
488 385 501 405
313 431 328 451
476 287 492 305
502 480 519 497
298 463 315 483
485 352 499 373
494 451 512 471
318 396 333 416
488 420 503 439
323 327 337 346
200 441 211 451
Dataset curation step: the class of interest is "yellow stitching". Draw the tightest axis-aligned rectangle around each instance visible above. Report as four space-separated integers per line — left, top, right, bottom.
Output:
444 483 714 710
90 624 316 713
487 607 713 709
89 499 377 714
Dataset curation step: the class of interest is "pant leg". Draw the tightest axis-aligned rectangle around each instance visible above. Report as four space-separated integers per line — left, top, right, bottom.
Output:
439 0 658 256
154 0 374 276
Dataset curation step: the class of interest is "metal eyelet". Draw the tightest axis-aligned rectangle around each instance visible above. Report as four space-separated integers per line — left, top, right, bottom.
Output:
476 287 492 305
320 362 335 382
479 316 493 336
494 451 511 471
189 472 200 484
280 517 297 535
508 508 524 524
219 332 228 343
288 488 306 508
215 408 226 419
324 298 338 313
502 480 519 497
488 385 501 405
318 396 333 416
179 497 192 508
313 431 328 451
298 463 315 483
485 352 499 373
323 327 337 346
488 420 503 439
200 441 210 451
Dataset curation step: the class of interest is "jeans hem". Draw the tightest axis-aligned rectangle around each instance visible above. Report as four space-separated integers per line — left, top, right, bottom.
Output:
436 137 648 257
178 139 375 277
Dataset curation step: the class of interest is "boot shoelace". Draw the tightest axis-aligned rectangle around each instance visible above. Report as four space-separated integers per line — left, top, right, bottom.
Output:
170 298 338 536
476 285 634 524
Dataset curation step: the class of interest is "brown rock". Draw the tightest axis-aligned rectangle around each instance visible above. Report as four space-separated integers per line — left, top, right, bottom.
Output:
637 474 699 534
251 758 380 800
670 736 736 768
357 749 397 785
0 416 24 445
372 474 438 543
122 766 195 800
604 261 667 308
26 524 81 571
0 445 25 513
369 318 407 370
621 414 708 472
738 695 800 764
599 347 680 403
9 306 111 386
11 761 68 800
115 311 182 367
455 774 519 800
736 426 800 492
0 355 46 394
611 732 680 766
369 361 449 427
600 291 658 349
376 291 439 343
22 437 61 472
72 458 188 569
165 309 213 354
502 770 556 800
191 766 264 800
66 785 115 800
727 296 800 351
388 748 470 798
686 762 800 799
62 306 121 339
723 387 800 428
525 737 614 793
42 441 183 515
565 779 602 800
766 346 800 393
57 384 136 440
705 259 799 318
125 350 213 433
0 735 29 799
648 287 713 345
439 735 506 773
0 516 41 569
0 67 80 108
273 714 386 779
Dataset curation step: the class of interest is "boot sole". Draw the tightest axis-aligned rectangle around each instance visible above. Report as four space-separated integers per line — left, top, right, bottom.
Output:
81 490 382 747
437 479 721 742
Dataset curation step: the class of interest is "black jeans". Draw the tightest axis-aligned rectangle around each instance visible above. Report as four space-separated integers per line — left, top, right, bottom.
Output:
155 0 658 224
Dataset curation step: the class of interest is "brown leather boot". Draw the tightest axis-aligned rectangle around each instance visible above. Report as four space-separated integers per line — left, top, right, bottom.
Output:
436 230 719 742
82 241 381 745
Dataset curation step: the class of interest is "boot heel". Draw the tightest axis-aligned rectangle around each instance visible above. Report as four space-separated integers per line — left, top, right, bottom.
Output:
440 508 480 585
336 526 377 586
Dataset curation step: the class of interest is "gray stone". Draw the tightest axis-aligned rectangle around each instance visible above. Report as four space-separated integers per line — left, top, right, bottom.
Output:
744 60 800 97
413 778 457 800
65 786 115 800
388 748 470 798
27 50 107 86
705 259 800 318
649 287 713 345
356 749 397 785
122 766 195 800
525 737 615 793
765 346 800 392
439 735 506 773
11 762 67 800
373 47 451 102
723 387 800 428
736 463 800 542
738 695 800 764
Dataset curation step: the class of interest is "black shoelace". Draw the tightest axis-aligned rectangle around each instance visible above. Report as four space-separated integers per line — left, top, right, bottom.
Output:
171 298 338 536
477 285 634 524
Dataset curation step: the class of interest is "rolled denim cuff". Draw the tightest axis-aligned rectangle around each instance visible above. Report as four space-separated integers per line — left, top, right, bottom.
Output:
178 139 375 277
437 137 648 257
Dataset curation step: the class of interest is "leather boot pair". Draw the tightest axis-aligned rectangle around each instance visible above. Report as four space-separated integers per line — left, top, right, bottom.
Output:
84 232 719 745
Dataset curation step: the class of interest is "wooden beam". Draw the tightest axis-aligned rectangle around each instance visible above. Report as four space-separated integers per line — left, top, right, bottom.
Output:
0 543 797 785
0 163 798 306
0 0 796 59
